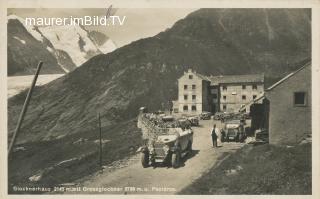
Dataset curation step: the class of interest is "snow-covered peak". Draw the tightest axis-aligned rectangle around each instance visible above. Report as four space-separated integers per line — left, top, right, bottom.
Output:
7 14 44 42
8 14 117 68
39 25 99 66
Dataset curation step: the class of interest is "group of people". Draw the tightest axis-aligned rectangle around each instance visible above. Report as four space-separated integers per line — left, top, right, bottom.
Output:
211 124 222 148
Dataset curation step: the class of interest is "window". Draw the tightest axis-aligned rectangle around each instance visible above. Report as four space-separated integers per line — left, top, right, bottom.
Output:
192 105 197 111
192 84 196 89
242 95 246 100
212 94 217 99
184 85 188 90
184 95 188 100
294 92 306 106
242 85 246 89
223 95 226 100
253 95 257 100
192 95 196 100
222 85 227 91
183 105 188 111
189 75 193 79
252 85 257 90
223 105 227 110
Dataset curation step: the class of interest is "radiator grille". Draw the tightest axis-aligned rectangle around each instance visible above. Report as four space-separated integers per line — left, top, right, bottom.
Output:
154 143 166 157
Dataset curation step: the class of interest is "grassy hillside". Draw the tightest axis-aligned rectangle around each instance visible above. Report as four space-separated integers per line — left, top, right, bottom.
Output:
8 120 142 194
7 8 311 190
180 143 311 195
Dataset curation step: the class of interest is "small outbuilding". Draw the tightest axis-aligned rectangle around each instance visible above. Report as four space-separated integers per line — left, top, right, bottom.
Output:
265 62 311 145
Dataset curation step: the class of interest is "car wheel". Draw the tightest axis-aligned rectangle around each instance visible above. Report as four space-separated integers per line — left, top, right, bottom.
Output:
141 152 149 168
171 151 181 168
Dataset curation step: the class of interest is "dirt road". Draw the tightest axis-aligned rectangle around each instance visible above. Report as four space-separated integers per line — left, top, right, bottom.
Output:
69 120 244 195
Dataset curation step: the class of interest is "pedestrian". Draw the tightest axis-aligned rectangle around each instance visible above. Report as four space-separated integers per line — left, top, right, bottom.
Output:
216 125 222 147
211 124 218 148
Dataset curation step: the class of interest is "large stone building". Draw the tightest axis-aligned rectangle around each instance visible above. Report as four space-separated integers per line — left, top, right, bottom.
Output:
264 62 311 145
173 69 212 114
172 69 264 114
210 74 265 112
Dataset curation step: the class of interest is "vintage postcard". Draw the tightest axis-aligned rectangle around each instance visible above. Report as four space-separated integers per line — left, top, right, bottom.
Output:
0 0 319 198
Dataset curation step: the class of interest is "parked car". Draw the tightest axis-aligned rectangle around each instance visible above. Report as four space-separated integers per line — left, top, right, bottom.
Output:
222 120 246 142
213 112 224 120
199 111 212 120
178 118 192 130
255 129 269 143
162 115 174 122
188 116 199 126
139 128 193 168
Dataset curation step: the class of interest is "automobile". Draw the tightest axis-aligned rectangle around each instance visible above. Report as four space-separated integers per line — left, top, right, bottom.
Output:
162 115 174 122
177 118 192 130
213 112 224 120
138 128 193 168
222 120 246 142
255 129 269 143
154 110 165 115
188 116 199 126
199 111 212 120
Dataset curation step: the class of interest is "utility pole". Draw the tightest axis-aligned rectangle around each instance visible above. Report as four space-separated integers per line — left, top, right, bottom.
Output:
8 61 43 158
98 113 102 169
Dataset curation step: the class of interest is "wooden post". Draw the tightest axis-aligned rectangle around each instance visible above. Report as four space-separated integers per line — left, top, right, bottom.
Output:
8 61 43 158
98 113 102 169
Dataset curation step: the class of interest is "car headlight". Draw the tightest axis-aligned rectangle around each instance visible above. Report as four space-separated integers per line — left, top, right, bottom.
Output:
163 145 170 154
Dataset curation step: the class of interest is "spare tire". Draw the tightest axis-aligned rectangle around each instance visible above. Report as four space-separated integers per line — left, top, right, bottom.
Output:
141 152 149 168
171 151 181 168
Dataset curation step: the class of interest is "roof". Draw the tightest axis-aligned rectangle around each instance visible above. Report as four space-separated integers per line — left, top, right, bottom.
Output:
266 61 311 91
181 69 264 85
209 74 265 85
239 92 265 112
196 73 211 82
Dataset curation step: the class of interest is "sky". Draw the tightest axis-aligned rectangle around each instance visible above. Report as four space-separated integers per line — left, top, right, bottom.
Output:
8 8 197 47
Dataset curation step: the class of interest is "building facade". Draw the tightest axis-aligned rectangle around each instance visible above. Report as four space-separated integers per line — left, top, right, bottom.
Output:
211 75 265 112
173 69 212 114
265 62 311 145
173 69 264 114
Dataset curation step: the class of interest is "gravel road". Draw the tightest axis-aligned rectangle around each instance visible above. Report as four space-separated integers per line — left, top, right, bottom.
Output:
68 120 244 195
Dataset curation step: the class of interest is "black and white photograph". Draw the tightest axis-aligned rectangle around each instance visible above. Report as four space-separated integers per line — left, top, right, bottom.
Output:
1 0 319 198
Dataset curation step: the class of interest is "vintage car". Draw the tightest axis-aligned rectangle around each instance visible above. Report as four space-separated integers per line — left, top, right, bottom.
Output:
187 116 199 126
213 112 224 120
222 120 246 142
255 129 269 143
139 128 193 168
199 111 212 120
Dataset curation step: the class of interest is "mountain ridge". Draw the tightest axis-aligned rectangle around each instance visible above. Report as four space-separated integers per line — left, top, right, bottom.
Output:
8 8 311 144
7 14 117 76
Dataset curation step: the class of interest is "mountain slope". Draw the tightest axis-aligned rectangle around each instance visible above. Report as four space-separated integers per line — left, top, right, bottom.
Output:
7 16 66 75
8 8 311 144
7 15 117 75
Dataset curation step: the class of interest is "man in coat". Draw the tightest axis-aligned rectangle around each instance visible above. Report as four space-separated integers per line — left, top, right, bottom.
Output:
211 124 218 148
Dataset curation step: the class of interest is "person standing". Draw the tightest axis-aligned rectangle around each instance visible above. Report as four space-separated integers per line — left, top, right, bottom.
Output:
211 124 218 148
216 125 222 147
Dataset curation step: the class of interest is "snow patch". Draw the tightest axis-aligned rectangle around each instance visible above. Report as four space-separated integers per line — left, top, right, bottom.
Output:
59 64 70 73
46 46 53 52
13 36 26 44
8 15 43 42
39 25 99 66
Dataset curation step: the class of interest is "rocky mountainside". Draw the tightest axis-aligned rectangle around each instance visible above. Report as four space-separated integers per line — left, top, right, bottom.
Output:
8 8 311 144
7 15 117 76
